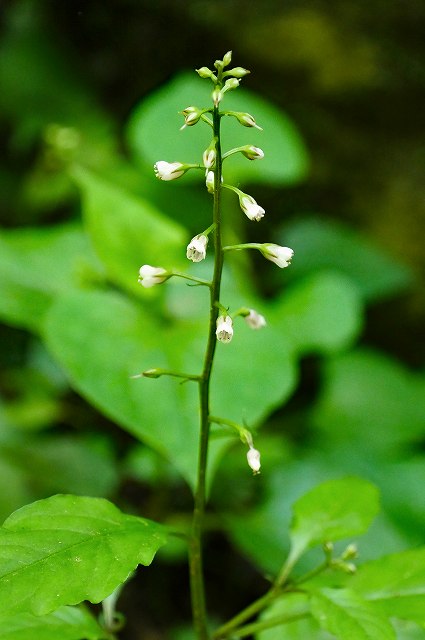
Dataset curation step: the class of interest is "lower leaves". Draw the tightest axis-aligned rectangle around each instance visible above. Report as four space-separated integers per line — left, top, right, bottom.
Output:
0 495 168 620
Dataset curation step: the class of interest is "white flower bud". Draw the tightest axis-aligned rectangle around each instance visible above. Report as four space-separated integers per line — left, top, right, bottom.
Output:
247 447 261 474
138 265 168 288
212 88 222 106
216 315 233 343
203 148 216 169
244 309 267 330
186 235 208 262
206 171 215 194
240 145 265 161
261 244 294 268
239 194 265 222
180 106 203 129
154 161 186 181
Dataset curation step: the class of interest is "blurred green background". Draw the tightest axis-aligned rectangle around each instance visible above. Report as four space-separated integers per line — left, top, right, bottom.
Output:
0 1 424 638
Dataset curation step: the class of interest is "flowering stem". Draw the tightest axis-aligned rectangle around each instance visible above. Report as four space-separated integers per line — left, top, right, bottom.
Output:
189 104 224 640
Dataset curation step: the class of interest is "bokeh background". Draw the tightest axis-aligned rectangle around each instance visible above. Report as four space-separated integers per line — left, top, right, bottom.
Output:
1 1 424 638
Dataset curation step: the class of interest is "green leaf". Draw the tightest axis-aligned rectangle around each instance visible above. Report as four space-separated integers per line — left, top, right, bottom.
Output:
0 224 100 331
0 606 106 640
271 272 363 355
43 287 297 488
351 548 425 624
289 477 380 564
311 349 425 452
126 73 309 187
258 593 325 640
71 166 187 295
310 588 396 640
0 494 167 619
281 217 415 302
43 288 203 487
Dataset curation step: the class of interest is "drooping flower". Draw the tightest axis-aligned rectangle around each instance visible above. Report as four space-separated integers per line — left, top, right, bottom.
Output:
216 315 233 343
239 194 265 222
244 309 267 330
186 235 208 262
138 265 168 288
261 244 294 268
154 161 186 181
247 447 261 474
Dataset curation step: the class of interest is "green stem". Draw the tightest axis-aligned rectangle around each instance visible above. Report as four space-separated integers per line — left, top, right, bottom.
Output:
172 272 212 287
189 103 224 640
218 612 310 639
213 590 277 639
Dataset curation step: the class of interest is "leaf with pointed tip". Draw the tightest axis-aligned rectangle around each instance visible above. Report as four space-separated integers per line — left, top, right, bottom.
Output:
71 166 187 296
289 477 380 565
0 495 167 619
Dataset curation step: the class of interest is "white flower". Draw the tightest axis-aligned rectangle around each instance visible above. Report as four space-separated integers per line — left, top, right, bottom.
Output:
216 315 233 343
261 244 294 268
186 235 208 262
247 447 261 474
138 265 168 288
154 161 185 181
245 309 266 330
239 194 265 222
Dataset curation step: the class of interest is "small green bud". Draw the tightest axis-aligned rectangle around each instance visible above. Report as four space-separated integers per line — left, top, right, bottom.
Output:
224 67 250 78
223 77 240 92
196 66 213 78
142 369 162 379
341 544 358 561
222 50 232 67
234 111 263 130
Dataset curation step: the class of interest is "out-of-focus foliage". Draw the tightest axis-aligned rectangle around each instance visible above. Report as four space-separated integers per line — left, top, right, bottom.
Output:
0 0 424 638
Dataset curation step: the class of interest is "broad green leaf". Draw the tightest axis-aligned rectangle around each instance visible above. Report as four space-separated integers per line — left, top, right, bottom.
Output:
312 349 425 452
0 495 167 619
43 288 297 488
71 166 187 295
351 548 425 624
281 217 414 302
310 588 396 640
289 477 380 565
0 606 106 640
271 272 363 355
43 288 203 487
0 224 101 331
126 73 309 186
